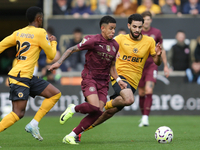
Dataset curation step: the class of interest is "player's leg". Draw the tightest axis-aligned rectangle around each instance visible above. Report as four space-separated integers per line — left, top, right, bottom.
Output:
85 78 136 132
138 71 146 125
0 100 27 132
138 86 146 127
140 67 157 127
105 76 134 110
86 106 121 131
25 76 61 141
62 94 103 145
142 81 155 126
0 76 30 132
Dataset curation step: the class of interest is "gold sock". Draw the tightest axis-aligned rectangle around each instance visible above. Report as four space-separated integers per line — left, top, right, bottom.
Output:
84 124 95 132
104 99 113 110
0 112 20 132
34 92 61 122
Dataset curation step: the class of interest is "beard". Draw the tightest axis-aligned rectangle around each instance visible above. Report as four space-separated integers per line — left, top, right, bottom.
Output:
130 29 141 39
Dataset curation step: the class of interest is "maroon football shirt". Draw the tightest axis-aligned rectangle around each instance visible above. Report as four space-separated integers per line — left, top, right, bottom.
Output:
77 34 119 81
141 27 163 68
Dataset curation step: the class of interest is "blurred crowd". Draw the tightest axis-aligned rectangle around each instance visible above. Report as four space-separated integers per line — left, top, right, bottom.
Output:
37 0 200 17
1 0 200 84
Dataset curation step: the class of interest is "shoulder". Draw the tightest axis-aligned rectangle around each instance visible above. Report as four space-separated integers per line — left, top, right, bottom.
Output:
151 27 161 33
84 34 97 40
114 34 126 40
143 35 155 42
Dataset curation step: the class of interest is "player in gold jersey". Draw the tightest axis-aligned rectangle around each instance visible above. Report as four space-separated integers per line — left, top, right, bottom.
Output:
75 14 163 142
0 6 61 141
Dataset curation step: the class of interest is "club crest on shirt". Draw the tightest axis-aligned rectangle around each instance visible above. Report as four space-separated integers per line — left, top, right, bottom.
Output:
79 38 87 47
18 92 23 98
150 34 155 40
46 34 48 41
133 48 138 53
89 87 96 92
112 46 116 52
106 45 111 52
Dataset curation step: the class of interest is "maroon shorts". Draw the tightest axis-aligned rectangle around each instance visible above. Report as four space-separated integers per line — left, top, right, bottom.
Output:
138 63 158 87
81 78 109 104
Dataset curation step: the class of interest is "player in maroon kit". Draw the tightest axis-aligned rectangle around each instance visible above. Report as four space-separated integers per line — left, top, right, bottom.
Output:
138 11 170 127
49 16 127 144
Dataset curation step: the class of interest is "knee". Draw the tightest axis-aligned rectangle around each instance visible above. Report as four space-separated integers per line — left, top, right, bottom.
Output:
14 111 25 119
124 97 134 106
90 105 102 114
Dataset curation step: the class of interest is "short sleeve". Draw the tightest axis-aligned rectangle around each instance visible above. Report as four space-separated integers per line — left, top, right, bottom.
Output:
150 38 156 56
77 35 95 51
114 35 121 46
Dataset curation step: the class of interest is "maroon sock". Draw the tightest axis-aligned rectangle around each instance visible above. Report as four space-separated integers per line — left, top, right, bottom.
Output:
139 96 145 115
73 111 103 135
143 94 153 116
75 102 99 114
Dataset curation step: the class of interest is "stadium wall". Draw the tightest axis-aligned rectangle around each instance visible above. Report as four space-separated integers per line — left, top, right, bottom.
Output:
0 76 199 116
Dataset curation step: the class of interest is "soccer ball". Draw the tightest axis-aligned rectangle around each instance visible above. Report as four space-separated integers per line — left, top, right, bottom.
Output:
155 126 173 144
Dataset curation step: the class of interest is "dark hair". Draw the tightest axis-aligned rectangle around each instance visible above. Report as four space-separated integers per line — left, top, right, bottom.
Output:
47 26 55 35
141 11 152 19
73 27 82 33
99 16 116 28
176 30 185 34
128 14 144 24
26 6 43 23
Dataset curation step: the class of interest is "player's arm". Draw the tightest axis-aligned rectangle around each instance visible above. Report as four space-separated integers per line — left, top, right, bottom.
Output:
160 44 170 77
152 42 162 66
39 30 57 60
0 33 16 54
48 45 80 71
110 61 127 90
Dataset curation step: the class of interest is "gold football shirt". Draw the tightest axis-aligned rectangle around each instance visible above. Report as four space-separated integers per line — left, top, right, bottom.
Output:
114 34 156 89
0 26 57 79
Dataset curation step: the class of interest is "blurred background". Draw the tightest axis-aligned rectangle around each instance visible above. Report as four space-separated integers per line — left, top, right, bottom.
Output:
0 0 200 117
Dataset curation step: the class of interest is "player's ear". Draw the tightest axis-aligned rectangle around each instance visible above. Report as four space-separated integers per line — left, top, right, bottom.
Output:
127 23 130 29
101 25 105 32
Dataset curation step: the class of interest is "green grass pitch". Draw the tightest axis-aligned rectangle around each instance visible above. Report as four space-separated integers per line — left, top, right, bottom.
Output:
1 115 200 150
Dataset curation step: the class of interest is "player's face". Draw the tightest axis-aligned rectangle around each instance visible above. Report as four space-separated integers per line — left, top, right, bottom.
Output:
37 14 43 27
143 16 152 29
128 20 143 39
102 23 116 40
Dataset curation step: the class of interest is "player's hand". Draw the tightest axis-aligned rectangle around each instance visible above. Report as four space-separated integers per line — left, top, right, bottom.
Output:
49 35 57 42
118 80 127 90
155 42 162 56
116 51 120 58
48 62 61 72
164 65 170 78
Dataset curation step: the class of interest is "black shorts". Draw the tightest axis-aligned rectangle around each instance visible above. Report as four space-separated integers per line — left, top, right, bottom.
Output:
110 75 136 100
8 75 49 101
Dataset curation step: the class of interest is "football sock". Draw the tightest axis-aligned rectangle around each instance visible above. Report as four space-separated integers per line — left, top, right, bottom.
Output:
104 99 113 110
70 105 76 113
143 94 153 116
33 92 61 122
142 115 148 120
30 119 39 127
0 112 19 132
68 131 77 137
75 102 100 114
73 110 103 135
139 96 145 115
84 124 95 132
